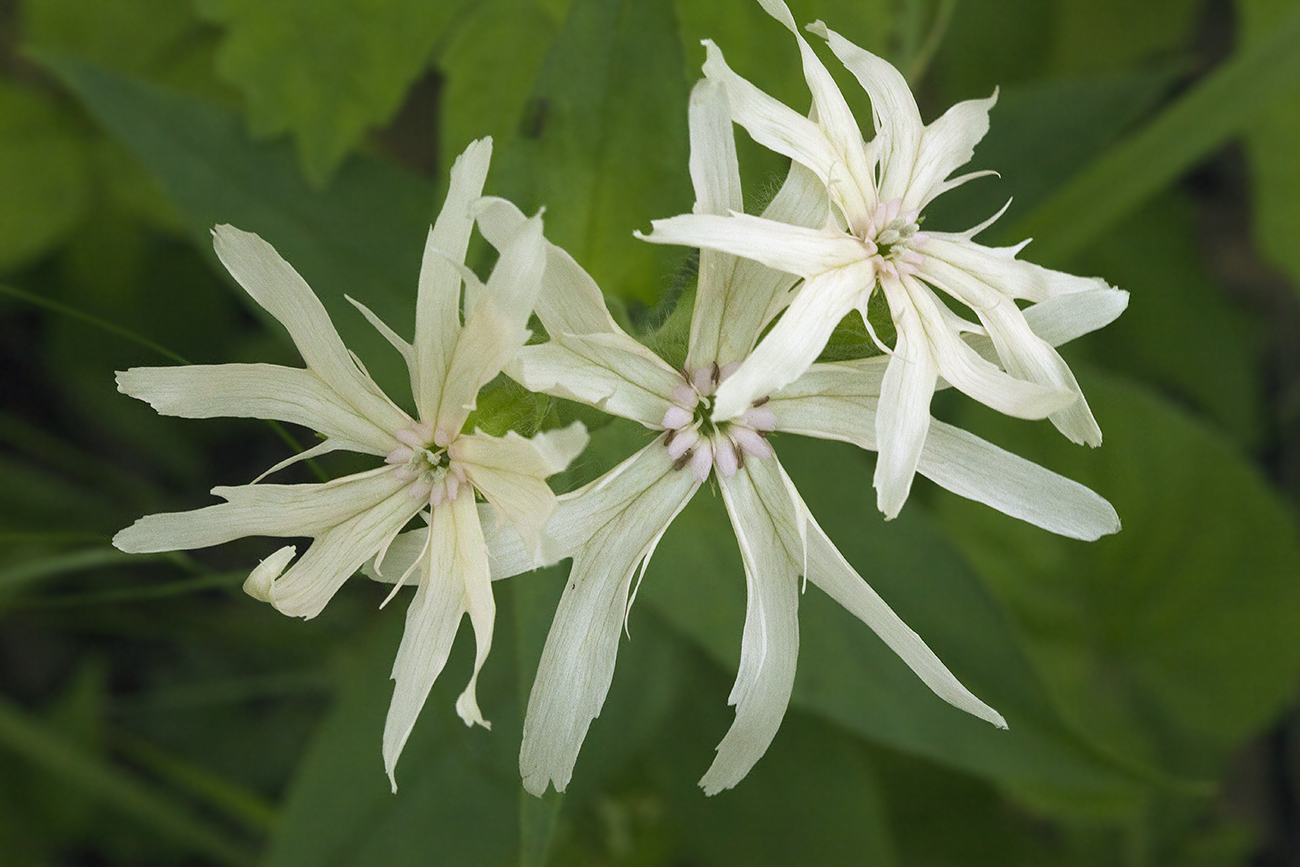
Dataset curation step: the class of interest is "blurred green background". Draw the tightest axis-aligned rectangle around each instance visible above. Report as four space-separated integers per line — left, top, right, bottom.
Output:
3 0 1300 864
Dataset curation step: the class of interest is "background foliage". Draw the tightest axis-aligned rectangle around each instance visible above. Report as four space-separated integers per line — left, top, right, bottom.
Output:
3 0 1300 864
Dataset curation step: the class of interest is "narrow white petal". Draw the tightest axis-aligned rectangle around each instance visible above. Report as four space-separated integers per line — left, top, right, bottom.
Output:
701 460 801 794
455 423 588 563
688 79 743 219
701 39 841 185
210 226 408 433
112 467 408 554
922 235 1112 303
873 320 938 519
804 516 1006 728
712 262 874 420
807 22 923 206
520 445 700 795
905 92 997 212
435 213 546 433
1021 288 1130 346
919 420 1120 539
641 213 862 279
475 197 624 339
414 138 493 421
116 363 397 455
383 493 494 791
510 333 681 427
243 545 296 603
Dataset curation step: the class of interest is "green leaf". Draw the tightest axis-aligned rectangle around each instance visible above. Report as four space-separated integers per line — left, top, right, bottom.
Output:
1239 0 1300 294
934 371 1300 777
1072 193 1265 447
22 0 202 76
1009 2 1300 264
636 432 1166 817
198 0 470 186
41 56 436 399
495 0 692 304
0 82 90 270
1047 0 1200 76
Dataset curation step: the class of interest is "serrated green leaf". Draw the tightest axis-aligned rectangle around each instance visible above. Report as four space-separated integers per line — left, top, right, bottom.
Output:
0 82 90 271
935 371 1300 778
199 0 471 185
494 0 692 305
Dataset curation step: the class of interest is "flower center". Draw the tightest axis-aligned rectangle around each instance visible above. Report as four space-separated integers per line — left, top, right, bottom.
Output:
660 364 777 481
386 422 469 507
861 198 925 282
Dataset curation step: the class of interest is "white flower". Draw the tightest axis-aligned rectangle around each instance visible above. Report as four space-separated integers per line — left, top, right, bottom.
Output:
639 0 1128 518
374 82 1117 797
112 139 588 790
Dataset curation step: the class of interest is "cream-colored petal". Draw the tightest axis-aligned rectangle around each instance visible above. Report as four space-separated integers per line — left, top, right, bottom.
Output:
456 423 589 563
382 493 494 791
641 213 862 279
413 138 493 421
520 444 700 796
701 459 801 795
873 315 938 519
112 466 408 554
711 262 873 420
511 333 680 427
116 363 397 455
906 91 997 212
922 235 1113 302
803 513 1006 728
475 197 623 339
435 213 546 433
210 225 408 433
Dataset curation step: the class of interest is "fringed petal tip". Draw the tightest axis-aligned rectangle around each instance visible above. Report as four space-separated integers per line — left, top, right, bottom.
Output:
242 545 296 605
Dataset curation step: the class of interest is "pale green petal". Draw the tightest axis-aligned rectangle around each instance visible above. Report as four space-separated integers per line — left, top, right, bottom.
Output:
435 212 546 433
475 197 623 339
701 459 801 795
211 225 408 433
116 363 397 455
511 333 680 427
112 466 408 554
456 422 588 563
414 138 493 421
383 493 494 791
521 444 700 796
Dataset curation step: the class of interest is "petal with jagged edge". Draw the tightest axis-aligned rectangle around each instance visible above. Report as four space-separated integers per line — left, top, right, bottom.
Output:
806 20 923 207
116 363 398 456
802 503 1006 728
905 91 998 212
434 212 546 434
413 138 493 421
475 197 624 340
211 225 409 434
701 458 801 795
711 260 874 421
455 422 589 564
520 443 700 796
922 235 1113 303
512 332 681 428
383 491 493 791
112 466 409 554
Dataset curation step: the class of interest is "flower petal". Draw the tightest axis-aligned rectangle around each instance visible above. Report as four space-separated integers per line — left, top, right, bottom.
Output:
211 225 408 434
520 443 700 795
712 261 874 420
455 422 589 563
803 512 1006 728
116 363 397 455
641 212 862 279
702 459 801 794
906 91 997 212
510 332 681 427
435 211 546 433
413 138 493 421
873 313 939 519
383 492 493 791
112 466 408 554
